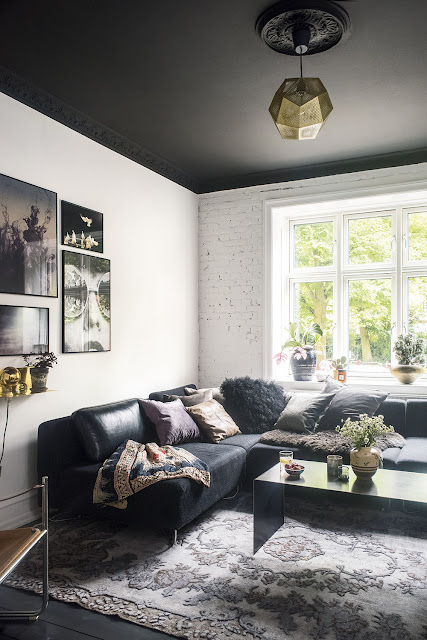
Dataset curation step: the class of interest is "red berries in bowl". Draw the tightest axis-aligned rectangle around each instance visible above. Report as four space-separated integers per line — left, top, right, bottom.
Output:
284 463 305 477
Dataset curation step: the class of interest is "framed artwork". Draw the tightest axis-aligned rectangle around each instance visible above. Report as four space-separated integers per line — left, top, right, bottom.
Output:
61 201 103 253
0 304 49 356
62 250 110 353
0 173 57 297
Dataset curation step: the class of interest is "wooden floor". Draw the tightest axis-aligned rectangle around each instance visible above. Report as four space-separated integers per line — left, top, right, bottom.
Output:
0 586 179 640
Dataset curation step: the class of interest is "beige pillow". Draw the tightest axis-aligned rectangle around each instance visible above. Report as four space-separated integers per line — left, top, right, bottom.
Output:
185 386 225 405
186 399 241 443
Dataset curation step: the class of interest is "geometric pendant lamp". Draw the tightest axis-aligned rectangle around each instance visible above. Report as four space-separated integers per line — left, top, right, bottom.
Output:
256 0 351 140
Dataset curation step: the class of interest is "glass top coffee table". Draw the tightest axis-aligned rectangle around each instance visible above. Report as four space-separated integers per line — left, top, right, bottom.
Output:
253 460 427 553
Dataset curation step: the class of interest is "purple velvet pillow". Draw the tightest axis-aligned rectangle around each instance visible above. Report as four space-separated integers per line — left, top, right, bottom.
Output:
139 398 200 446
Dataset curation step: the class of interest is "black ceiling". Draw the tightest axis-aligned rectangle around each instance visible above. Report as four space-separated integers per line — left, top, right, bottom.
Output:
1 0 427 193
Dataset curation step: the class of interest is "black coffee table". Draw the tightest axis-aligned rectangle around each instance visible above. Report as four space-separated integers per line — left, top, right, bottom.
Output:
253 460 427 553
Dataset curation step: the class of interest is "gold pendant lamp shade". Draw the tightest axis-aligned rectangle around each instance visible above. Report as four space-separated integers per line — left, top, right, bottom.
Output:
269 77 333 140
256 1 351 141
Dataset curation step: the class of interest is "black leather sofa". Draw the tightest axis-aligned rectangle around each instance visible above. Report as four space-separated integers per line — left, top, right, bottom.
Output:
37 385 427 533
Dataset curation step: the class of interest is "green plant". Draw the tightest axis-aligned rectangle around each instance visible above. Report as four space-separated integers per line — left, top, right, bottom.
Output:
393 333 426 366
281 322 324 350
336 414 394 450
330 356 348 370
23 351 57 369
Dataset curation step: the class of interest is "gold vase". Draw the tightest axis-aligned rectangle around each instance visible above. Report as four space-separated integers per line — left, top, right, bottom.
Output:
350 447 380 479
390 364 424 385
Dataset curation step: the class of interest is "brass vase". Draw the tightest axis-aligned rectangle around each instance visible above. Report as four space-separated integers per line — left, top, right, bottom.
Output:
390 364 424 385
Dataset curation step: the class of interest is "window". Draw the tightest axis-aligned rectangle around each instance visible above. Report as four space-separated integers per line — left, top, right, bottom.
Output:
268 190 427 379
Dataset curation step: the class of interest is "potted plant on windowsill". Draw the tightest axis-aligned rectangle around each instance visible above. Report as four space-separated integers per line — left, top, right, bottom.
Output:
336 414 394 479
391 334 426 384
331 356 348 383
274 322 324 381
23 351 57 393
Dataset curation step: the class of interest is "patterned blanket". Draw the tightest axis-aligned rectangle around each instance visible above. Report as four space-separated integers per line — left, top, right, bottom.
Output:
93 440 210 509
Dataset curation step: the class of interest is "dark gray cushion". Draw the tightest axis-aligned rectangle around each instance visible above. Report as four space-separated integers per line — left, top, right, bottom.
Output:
405 400 427 437
395 438 427 472
274 392 335 433
218 433 261 452
73 399 152 463
375 398 406 435
317 379 389 431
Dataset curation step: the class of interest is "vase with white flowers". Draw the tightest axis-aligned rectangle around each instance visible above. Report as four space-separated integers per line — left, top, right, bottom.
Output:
336 414 394 479
274 322 324 381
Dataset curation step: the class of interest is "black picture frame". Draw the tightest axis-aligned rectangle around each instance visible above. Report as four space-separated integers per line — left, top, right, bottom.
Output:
0 304 49 356
61 201 104 253
0 173 58 297
62 250 110 353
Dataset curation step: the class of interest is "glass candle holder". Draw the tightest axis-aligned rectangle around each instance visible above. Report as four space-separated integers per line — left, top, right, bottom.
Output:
327 455 343 479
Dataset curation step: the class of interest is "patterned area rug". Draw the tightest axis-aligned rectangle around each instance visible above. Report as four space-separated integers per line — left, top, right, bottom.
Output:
6 493 427 640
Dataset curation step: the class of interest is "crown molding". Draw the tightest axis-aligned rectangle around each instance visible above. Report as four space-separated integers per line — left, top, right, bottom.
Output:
0 65 200 193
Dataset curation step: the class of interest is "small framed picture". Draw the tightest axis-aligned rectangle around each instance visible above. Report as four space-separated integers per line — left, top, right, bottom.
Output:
0 304 49 356
0 173 57 297
61 201 104 253
62 250 110 353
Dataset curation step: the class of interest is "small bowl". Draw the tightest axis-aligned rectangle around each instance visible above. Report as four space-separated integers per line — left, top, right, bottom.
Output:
285 463 305 478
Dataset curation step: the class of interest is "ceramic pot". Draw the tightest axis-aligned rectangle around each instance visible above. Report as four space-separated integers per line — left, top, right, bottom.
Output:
350 446 380 479
290 345 317 381
390 364 424 385
30 367 49 393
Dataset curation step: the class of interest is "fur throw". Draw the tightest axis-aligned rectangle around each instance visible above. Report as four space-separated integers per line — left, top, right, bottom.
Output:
259 429 406 455
220 377 287 434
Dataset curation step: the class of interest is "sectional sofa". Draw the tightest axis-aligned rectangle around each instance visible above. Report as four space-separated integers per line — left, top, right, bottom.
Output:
37 384 427 534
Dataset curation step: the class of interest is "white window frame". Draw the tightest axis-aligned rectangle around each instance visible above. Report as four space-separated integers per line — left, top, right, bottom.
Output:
264 184 427 384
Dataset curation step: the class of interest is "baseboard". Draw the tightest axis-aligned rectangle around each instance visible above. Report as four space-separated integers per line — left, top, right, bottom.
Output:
0 492 40 529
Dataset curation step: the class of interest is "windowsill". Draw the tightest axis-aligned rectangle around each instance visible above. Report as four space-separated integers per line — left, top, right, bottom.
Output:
278 376 427 397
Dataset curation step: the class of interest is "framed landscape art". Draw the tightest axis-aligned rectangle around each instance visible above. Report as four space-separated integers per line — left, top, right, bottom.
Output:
62 250 110 353
0 173 57 296
61 201 103 253
0 304 49 356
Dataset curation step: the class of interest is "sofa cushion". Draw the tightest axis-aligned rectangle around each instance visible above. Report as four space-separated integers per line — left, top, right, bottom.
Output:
274 392 335 433
139 398 201 446
375 397 406 435
395 437 427 473
186 399 241 443
148 384 197 402
164 388 213 406
220 376 287 434
217 433 261 452
405 400 427 437
381 447 401 470
73 399 153 463
185 386 225 405
317 378 389 431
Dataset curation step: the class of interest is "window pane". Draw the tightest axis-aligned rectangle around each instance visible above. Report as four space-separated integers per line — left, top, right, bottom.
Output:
293 281 334 359
294 221 333 268
348 279 391 372
408 276 427 341
408 212 427 261
348 216 392 265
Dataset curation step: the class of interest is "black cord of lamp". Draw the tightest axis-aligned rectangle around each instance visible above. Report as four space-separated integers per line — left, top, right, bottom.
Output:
0 398 11 477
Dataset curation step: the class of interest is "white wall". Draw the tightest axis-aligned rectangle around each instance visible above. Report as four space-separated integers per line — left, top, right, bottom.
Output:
0 93 199 527
198 163 427 387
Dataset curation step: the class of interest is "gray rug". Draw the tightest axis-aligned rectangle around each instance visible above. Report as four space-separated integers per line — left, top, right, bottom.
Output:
6 493 427 640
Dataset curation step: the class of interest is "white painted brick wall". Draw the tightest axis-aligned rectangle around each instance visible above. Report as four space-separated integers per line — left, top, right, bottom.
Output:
198 164 427 387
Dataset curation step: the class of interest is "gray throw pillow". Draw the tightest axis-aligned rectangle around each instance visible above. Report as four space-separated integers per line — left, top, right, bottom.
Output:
164 388 213 407
185 386 225 405
317 380 389 431
274 392 336 433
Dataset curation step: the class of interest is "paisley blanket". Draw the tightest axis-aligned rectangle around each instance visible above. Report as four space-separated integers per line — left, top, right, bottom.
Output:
93 440 210 509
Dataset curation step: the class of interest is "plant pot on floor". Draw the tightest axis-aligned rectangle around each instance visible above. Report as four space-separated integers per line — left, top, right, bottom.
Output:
390 364 424 385
350 446 380 479
290 346 317 381
30 367 49 393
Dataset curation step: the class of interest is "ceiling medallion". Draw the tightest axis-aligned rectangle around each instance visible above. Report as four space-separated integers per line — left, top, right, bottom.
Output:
256 1 351 140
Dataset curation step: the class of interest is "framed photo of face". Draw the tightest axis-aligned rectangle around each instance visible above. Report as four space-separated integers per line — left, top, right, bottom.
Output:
62 251 110 353
0 173 57 297
61 201 103 253
0 304 49 356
